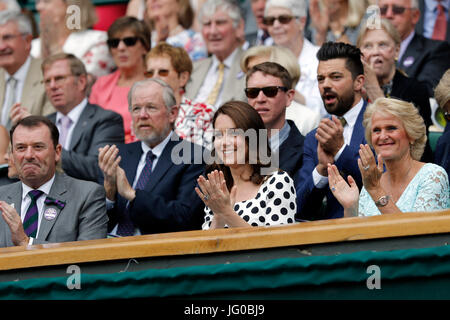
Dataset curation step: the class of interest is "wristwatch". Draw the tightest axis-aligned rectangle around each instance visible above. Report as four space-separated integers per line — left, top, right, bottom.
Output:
375 195 390 207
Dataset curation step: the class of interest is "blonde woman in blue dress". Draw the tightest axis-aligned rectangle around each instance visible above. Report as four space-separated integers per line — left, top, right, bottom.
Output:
328 97 449 217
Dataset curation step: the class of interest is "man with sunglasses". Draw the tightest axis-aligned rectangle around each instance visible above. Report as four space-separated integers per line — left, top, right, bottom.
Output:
185 0 247 109
0 10 53 130
245 62 305 180
380 0 450 97
295 42 367 221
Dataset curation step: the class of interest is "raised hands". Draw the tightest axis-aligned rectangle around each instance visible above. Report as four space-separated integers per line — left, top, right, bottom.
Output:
357 144 384 192
98 145 121 200
0 201 29 246
9 103 31 126
327 164 360 217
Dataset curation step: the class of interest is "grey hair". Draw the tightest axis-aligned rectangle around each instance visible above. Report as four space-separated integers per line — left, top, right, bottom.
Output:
264 0 307 18
128 78 177 112
0 10 32 35
0 0 21 11
198 0 243 28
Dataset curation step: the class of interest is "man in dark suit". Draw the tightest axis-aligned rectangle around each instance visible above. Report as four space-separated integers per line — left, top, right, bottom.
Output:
98 78 205 237
380 0 450 96
416 0 449 43
295 42 367 221
15 53 125 182
0 116 108 247
245 62 304 179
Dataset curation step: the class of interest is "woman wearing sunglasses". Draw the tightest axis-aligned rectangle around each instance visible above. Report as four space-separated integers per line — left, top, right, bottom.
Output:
146 0 207 62
263 0 326 118
89 16 151 143
145 42 216 148
195 101 297 230
31 0 115 78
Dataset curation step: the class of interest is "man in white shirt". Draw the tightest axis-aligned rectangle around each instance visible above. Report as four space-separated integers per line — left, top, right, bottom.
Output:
0 10 53 130
15 53 125 182
295 42 368 221
0 116 108 247
185 0 247 108
98 78 205 237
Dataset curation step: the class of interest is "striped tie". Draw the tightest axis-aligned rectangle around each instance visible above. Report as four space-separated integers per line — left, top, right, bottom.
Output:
23 190 44 238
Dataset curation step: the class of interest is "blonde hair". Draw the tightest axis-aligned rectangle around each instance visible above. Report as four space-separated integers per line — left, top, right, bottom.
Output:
434 69 450 109
241 45 300 88
357 18 401 48
363 97 427 161
346 0 368 28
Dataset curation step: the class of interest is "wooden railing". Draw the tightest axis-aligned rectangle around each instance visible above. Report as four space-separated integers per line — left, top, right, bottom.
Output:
1 209 449 271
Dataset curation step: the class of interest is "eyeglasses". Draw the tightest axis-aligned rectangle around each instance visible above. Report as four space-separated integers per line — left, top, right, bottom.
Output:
244 86 288 99
144 69 170 78
107 37 140 48
380 5 414 15
262 15 297 26
42 74 74 87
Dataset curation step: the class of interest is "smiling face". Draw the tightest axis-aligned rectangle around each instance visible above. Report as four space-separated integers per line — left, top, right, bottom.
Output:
130 81 178 148
370 111 413 161
213 113 247 167
265 6 304 48
360 29 398 81
0 21 32 75
12 124 61 189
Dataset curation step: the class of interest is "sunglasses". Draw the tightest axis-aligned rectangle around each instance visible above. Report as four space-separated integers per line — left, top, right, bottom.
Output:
262 15 297 26
107 36 140 48
244 86 288 99
380 5 414 15
144 69 170 78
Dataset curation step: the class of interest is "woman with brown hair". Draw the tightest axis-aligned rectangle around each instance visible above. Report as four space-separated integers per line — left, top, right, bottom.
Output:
195 101 297 229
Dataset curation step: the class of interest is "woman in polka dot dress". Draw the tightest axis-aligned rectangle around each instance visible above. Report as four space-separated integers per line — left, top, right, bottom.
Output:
195 101 297 229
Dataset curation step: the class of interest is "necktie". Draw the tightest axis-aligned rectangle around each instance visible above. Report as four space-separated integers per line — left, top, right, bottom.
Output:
58 116 72 148
2 77 17 128
117 151 156 236
338 116 347 127
432 3 447 41
206 63 225 106
23 190 44 238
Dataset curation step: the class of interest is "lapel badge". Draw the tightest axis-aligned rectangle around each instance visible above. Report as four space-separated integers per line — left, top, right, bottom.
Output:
403 56 414 67
44 207 58 220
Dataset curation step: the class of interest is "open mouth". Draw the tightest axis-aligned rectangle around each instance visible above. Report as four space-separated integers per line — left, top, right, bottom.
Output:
323 92 337 105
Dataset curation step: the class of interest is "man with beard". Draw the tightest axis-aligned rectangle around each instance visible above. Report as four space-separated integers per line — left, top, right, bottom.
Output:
98 78 205 237
295 42 367 220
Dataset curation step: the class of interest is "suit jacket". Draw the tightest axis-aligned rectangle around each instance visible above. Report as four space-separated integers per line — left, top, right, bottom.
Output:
185 47 247 105
107 136 205 235
391 69 434 162
398 33 450 97
0 172 108 248
276 120 305 181
416 0 450 43
295 101 368 221
434 123 450 177
48 103 124 182
0 57 54 129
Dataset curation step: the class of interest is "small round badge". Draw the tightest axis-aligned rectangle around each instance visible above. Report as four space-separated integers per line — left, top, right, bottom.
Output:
44 207 58 220
403 56 414 67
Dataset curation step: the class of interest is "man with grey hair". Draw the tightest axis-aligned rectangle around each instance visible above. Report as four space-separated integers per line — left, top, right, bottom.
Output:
185 0 247 108
98 78 205 237
379 0 450 96
0 10 53 130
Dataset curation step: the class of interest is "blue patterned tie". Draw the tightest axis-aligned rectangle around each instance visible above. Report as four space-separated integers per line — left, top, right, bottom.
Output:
23 190 44 238
117 151 156 236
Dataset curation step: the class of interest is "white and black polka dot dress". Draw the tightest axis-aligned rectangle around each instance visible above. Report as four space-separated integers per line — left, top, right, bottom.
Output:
202 171 297 230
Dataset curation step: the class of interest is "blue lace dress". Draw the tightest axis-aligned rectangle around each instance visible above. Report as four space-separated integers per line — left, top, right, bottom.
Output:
358 163 450 216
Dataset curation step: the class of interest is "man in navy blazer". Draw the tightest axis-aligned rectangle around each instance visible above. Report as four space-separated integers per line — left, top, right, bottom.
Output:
245 62 304 180
98 78 205 236
380 0 450 96
295 42 367 220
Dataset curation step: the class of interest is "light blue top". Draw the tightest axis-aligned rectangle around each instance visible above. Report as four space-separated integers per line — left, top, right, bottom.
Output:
359 163 450 216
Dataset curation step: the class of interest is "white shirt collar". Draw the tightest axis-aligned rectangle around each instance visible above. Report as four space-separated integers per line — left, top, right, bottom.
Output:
55 98 88 125
342 98 364 129
21 174 55 201
399 30 415 61
141 130 174 158
4 55 31 81
212 47 238 70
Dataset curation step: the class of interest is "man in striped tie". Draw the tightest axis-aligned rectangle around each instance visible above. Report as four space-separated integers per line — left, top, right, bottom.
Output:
0 116 108 247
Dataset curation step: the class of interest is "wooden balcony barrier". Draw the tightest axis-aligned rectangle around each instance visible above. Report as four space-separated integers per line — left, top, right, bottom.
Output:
1 209 449 271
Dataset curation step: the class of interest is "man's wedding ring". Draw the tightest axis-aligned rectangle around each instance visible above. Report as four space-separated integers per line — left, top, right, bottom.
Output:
203 194 209 201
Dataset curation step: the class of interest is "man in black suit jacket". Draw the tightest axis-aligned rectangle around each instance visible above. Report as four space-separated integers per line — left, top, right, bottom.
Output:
98 78 205 237
380 0 450 96
416 0 450 43
245 62 304 180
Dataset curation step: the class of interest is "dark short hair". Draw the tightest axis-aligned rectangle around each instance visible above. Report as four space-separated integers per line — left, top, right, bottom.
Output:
10 116 59 149
107 16 151 51
317 42 364 79
246 62 293 89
